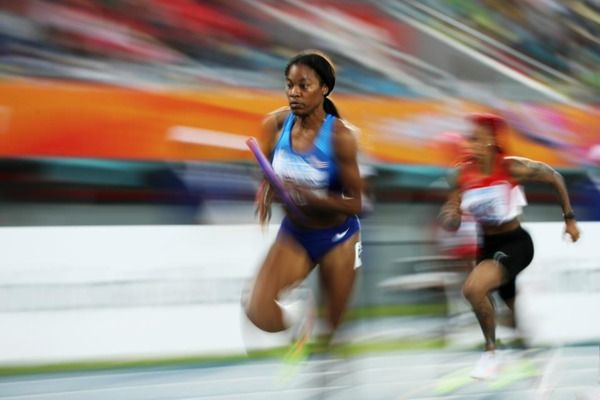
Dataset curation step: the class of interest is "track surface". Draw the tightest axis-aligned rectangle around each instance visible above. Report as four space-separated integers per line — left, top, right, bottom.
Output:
0 346 597 400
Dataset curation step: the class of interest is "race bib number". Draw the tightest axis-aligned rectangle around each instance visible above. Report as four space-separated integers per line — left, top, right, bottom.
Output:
354 241 363 269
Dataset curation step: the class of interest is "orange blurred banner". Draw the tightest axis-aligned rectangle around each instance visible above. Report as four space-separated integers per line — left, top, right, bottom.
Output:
1 79 597 167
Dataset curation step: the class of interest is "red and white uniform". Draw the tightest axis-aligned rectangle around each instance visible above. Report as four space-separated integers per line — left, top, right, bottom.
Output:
458 156 527 225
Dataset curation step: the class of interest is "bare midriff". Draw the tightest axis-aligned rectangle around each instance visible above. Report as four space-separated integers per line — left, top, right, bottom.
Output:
286 209 348 229
480 218 520 235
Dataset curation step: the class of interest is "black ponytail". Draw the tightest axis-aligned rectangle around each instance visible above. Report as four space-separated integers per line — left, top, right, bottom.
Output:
324 97 340 118
285 50 340 118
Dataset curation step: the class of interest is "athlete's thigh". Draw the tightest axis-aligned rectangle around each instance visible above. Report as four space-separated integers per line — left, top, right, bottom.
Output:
318 233 360 303
249 234 314 304
464 259 507 294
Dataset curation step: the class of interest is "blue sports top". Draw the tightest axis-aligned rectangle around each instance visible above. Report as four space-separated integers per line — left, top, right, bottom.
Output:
271 113 342 194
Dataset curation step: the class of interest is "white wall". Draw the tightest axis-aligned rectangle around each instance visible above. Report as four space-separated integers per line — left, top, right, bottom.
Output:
0 225 288 365
0 222 597 366
0 225 277 284
517 222 600 346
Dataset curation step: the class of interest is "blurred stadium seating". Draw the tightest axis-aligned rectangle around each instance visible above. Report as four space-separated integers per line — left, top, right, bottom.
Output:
0 0 597 221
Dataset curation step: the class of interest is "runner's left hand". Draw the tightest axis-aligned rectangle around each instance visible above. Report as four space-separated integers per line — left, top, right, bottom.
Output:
565 219 580 242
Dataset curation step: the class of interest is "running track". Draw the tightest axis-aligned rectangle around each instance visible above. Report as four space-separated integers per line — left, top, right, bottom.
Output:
0 346 597 399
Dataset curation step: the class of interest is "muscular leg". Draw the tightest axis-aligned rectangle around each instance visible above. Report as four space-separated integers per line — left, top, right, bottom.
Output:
318 233 359 334
462 260 507 351
498 281 517 329
244 234 313 333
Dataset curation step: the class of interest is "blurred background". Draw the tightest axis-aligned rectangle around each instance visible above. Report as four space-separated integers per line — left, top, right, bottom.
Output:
0 1 599 399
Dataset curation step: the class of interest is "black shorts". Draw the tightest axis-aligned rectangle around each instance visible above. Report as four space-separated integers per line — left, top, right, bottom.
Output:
478 226 534 301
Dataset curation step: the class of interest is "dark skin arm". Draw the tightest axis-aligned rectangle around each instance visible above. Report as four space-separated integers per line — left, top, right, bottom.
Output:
290 120 363 216
255 108 288 225
258 108 287 158
506 156 580 242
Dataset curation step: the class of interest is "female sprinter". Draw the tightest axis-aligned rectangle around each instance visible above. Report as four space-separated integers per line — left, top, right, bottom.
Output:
245 51 363 354
438 113 580 379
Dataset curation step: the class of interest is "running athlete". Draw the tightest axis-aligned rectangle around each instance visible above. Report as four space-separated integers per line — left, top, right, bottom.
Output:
245 51 363 352
438 113 580 379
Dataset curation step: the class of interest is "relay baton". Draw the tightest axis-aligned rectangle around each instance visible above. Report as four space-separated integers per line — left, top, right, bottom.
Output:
246 137 305 219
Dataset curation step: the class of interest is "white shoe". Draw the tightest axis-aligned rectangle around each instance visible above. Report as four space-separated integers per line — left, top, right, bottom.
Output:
470 351 499 380
279 290 315 343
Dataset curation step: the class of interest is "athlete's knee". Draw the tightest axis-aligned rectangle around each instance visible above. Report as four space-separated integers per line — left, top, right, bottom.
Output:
243 294 284 333
462 280 487 303
244 304 279 332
